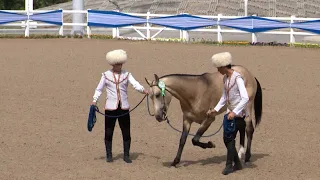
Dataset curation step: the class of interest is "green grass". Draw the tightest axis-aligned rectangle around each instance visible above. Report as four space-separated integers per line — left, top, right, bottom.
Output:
0 34 319 49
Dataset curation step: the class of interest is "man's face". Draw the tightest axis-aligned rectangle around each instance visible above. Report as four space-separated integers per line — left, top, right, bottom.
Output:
112 63 122 72
217 67 226 75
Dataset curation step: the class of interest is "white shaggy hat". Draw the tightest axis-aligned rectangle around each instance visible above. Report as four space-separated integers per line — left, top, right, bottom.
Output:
106 49 127 65
211 52 232 68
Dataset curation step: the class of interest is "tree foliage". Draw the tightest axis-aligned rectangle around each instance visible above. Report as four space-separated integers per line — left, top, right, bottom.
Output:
0 0 72 10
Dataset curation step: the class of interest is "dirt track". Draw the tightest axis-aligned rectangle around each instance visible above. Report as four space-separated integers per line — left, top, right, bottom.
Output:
0 39 319 180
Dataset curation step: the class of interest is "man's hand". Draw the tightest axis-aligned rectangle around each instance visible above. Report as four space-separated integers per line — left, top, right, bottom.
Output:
144 89 149 95
227 111 236 120
206 108 217 117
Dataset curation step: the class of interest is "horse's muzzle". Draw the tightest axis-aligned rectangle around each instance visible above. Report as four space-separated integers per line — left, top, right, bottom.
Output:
155 107 167 122
155 115 163 122
155 114 166 122
155 109 167 122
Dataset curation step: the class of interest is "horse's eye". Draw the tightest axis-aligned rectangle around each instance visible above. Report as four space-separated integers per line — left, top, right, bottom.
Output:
155 94 160 98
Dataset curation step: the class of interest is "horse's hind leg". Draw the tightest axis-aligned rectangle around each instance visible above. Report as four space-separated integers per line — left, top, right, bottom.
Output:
171 119 191 167
238 120 246 159
244 102 254 162
191 118 216 149
245 106 254 163
245 120 254 163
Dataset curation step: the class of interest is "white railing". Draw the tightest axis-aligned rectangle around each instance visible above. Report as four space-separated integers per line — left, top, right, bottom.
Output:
0 9 319 44
0 9 87 37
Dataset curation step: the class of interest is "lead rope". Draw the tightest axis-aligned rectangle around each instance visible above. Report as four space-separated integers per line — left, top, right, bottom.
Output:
146 94 223 137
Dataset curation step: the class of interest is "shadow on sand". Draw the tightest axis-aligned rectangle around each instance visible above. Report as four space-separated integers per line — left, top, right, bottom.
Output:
94 152 145 161
162 153 269 168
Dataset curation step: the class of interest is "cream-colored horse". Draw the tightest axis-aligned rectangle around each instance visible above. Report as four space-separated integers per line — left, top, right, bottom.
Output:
145 65 262 167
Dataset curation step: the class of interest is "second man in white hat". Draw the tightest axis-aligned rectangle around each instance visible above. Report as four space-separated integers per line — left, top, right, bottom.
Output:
92 49 148 163
207 52 249 175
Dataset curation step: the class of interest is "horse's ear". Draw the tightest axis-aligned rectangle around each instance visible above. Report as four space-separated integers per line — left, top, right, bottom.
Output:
145 77 152 86
154 74 159 82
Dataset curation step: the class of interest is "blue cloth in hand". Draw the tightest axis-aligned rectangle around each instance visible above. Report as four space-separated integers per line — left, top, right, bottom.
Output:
223 113 236 139
87 105 97 132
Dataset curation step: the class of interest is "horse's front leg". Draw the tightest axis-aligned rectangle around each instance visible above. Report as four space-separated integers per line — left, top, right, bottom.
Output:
192 118 216 149
171 119 191 167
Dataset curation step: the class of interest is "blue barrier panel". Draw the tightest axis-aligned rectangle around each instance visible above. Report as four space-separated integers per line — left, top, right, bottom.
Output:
149 14 217 30
29 10 63 25
88 10 146 27
220 16 290 33
0 11 27 24
292 20 320 34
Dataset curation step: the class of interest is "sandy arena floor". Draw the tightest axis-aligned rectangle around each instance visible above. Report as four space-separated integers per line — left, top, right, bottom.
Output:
0 39 319 180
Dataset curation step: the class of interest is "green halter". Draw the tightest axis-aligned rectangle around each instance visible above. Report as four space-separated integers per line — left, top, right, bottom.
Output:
158 80 166 97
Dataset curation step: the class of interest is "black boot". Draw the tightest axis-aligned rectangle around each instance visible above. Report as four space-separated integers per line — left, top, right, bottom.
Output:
222 139 236 175
123 140 132 163
105 140 113 162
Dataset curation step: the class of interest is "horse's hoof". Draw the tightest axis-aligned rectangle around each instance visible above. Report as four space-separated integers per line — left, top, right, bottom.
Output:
207 141 216 148
191 139 197 146
170 163 177 168
244 161 252 167
244 159 251 166
171 158 180 167
170 162 178 167
245 155 251 163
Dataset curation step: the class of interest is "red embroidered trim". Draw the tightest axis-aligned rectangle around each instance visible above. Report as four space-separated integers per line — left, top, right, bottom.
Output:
225 75 241 105
103 72 129 84
103 72 130 109
103 73 116 83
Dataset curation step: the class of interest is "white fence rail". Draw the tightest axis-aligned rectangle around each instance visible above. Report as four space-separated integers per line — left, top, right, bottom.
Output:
0 9 319 44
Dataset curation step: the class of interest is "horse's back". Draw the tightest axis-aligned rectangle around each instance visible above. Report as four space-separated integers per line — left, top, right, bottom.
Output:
231 65 257 100
198 72 225 109
202 65 257 100
202 72 224 90
192 66 257 111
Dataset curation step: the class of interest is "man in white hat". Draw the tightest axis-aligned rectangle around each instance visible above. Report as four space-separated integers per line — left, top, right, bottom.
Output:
206 52 249 175
91 49 148 163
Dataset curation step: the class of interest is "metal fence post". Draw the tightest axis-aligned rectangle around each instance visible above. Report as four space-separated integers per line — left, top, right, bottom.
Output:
217 13 222 43
59 8 64 36
251 15 257 43
146 11 151 40
86 9 91 38
290 15 296 45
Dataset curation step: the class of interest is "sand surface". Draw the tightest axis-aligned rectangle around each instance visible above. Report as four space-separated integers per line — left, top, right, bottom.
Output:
0 39 319 180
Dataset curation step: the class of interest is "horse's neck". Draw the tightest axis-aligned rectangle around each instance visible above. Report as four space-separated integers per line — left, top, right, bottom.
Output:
162 75 197 105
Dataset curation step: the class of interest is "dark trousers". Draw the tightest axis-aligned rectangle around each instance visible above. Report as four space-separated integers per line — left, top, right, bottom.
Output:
222 114 245 174
104 104 131 142
223 114 246 143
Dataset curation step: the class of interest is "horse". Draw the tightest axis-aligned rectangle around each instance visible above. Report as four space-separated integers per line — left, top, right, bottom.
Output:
145 65 262 167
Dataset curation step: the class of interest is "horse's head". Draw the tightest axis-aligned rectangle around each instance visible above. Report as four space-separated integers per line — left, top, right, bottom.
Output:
145 74 172 122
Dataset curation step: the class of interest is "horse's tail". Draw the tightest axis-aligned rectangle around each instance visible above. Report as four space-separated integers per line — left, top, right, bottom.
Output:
254 77 263 127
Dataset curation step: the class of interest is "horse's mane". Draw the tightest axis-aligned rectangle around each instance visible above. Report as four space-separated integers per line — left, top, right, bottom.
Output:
160 73 207 79
159 73 212 86
159 64 240 79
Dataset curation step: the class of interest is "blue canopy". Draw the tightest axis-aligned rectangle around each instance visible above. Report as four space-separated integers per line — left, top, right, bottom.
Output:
88 10 147 27
291 19 320 34
149 14 217 30
219 16 290 33
29 10 63 25
0 11 27 24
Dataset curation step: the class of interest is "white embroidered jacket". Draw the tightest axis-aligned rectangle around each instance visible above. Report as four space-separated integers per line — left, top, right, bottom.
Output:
92 70 145 110
214 71 249 117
